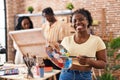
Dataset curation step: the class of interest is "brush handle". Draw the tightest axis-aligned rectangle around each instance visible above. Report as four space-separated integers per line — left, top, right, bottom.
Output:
60 56 95 58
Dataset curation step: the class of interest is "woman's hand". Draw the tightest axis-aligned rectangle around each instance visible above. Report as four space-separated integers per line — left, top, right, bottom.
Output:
78 56 90 65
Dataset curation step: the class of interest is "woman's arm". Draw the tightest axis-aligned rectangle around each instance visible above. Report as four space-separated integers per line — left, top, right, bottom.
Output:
86 49 107 69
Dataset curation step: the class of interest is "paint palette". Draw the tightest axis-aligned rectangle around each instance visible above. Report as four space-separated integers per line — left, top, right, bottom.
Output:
46 44 73 69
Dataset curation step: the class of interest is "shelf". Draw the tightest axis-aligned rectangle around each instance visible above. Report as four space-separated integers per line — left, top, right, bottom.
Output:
16 10 72 17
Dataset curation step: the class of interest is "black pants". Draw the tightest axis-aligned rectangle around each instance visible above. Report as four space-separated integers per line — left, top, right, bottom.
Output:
44 59 61 80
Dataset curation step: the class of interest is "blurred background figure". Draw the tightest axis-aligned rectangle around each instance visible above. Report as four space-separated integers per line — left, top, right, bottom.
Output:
42 7 70 43
14 16 33 64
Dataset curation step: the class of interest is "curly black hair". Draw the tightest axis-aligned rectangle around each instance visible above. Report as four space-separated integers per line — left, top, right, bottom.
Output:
71 8 93 28
15 16 33 30
42 7 54 16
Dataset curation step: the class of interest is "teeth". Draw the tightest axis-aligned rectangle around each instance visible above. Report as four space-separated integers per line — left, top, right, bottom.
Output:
77 26 83 29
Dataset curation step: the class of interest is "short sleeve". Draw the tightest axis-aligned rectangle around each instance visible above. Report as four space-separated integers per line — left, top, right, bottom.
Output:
97 37 106 51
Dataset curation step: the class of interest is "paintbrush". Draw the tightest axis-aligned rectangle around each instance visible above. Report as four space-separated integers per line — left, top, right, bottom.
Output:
60 56 95 58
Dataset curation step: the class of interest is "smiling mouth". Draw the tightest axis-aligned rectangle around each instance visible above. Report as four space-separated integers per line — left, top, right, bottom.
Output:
76 25 83 30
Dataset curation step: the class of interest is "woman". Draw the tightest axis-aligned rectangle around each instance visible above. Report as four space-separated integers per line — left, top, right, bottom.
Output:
15 16 33 30
14 16 33 64
59 8 107 80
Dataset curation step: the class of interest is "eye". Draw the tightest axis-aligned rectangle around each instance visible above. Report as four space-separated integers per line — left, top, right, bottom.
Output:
72 19 76 23
79 18 84 21
72 18 85 24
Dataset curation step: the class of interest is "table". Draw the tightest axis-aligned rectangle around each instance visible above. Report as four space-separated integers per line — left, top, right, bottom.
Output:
0 64 60 80
0 70 60 80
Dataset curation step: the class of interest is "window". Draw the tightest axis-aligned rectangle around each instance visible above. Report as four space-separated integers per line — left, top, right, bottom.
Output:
0 0 6 48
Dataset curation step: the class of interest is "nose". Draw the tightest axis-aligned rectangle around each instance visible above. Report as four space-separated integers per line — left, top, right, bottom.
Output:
25 24 29 29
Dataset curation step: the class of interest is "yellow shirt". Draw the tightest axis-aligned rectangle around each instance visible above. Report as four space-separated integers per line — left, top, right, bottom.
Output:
61 35 106 65
42 21 69 43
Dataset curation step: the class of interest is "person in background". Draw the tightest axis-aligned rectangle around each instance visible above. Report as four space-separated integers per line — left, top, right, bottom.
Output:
42 7 70 43
41 7 71 79
59 8 107 80
14 16 33 64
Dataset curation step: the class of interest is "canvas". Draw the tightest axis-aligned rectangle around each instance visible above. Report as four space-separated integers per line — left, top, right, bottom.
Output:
9 28 47 58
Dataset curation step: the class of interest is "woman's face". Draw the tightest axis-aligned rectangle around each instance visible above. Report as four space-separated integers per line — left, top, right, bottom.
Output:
21 19 30 29
72 13 88 33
